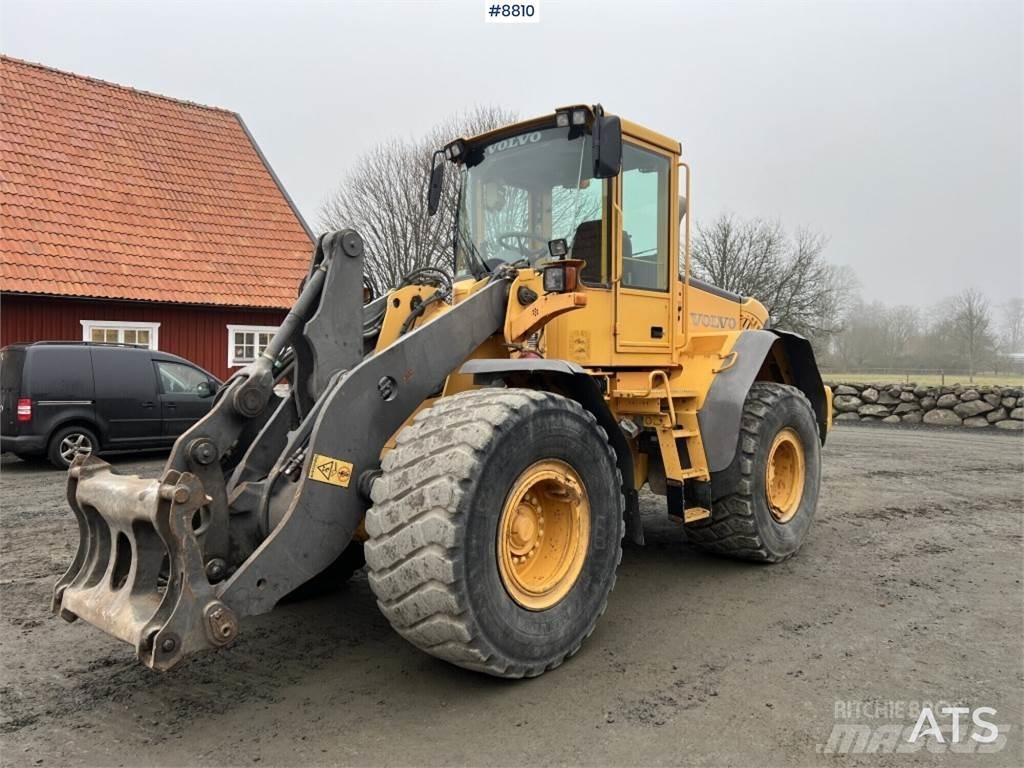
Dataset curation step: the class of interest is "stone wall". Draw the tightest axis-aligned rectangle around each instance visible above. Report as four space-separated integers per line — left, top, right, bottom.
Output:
828 382 1024 430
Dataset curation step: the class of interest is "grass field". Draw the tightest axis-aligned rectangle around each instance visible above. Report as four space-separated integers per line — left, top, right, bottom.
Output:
822 371 1024 387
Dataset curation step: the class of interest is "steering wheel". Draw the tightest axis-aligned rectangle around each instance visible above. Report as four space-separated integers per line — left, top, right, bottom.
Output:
496 231 550 261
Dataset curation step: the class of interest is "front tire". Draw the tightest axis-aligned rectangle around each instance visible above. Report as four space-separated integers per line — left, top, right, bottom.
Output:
365 389 624 678
686 382 821 562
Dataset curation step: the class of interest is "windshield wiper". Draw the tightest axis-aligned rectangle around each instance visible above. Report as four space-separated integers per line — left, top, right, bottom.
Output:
452 179 491 278
456 222 491 279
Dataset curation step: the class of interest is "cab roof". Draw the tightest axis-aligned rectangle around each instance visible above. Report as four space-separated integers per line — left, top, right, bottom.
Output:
462 106 681 156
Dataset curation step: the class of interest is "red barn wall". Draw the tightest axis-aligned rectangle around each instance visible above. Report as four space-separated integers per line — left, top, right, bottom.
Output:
1 294 285 380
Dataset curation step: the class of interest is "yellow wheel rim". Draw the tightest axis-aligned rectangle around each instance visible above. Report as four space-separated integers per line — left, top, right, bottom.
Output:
765 428 805 523
497 460 590 611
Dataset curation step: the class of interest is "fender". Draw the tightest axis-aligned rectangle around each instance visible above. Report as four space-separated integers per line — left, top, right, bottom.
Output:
770 328 829 440
460 358 644 546
698 329 828 474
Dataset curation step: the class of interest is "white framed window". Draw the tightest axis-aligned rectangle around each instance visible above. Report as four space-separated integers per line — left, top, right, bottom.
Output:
228 325 278 368
81 320 160 349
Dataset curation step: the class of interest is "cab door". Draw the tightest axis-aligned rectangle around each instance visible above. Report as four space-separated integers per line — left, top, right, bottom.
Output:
614 141 675 354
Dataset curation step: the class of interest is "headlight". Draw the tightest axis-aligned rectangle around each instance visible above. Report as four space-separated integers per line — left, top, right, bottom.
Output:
542 264 579 293
543 267 565 293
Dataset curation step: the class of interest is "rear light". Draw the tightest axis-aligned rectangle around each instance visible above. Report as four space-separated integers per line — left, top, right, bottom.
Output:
16 398 32 422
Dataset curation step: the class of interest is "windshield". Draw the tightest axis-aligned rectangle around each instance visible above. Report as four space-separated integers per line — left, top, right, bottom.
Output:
455 127 606 280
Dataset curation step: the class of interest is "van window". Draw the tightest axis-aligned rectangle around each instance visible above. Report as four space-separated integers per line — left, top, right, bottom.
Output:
92 348 156 401
25 347 93 399
156 362 209 395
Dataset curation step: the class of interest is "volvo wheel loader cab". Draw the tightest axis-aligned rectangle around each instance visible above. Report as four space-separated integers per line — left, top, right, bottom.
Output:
53 105 831 678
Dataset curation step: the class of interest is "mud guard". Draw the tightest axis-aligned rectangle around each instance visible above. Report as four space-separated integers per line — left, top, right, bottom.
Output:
460 358 644 546
771 329 829 441
698 329 828 475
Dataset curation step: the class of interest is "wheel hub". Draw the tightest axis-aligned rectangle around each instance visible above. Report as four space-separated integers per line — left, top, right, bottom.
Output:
765 427 805 523
498 460 590 611
508 502 542 557
60 433 93 464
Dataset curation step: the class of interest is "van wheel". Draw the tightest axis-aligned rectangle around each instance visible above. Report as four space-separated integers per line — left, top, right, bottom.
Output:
48 426 98 469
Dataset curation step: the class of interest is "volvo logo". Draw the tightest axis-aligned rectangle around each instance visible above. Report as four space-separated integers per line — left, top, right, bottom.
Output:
690 312 738 329
486 132 543 155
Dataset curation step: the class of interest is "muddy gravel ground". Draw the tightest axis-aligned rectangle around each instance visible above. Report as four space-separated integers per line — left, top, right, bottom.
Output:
1 425 1022 767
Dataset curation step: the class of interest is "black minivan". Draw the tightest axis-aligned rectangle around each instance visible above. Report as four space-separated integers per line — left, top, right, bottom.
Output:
1 342 221 468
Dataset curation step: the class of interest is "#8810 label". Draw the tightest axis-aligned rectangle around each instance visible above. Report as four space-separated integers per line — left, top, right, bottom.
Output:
485 3 539 23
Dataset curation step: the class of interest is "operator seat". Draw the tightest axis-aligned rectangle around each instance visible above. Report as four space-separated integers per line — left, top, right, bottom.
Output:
572 219 603 285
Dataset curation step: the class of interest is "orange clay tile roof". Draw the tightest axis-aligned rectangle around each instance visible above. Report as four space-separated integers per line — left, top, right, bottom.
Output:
0 56 313 308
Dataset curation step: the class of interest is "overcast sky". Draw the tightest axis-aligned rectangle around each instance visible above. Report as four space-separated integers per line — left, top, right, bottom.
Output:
2 0 1021 307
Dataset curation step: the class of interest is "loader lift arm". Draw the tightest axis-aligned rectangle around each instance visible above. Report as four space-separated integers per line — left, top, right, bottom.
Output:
53 230 511 671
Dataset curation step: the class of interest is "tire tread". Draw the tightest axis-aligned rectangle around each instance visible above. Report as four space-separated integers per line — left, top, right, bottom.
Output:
686 382 814 563
365 388 623 678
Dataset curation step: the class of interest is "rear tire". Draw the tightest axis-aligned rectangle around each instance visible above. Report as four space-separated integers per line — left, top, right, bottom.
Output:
685 382 820 562
365 388 624 678
47 425 98 469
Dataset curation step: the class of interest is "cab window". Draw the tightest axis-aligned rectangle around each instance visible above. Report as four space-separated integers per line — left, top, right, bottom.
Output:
558 179 609 287
620 144 670 291
456 127 607 280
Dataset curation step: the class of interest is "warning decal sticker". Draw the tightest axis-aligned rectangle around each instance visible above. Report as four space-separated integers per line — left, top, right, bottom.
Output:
308 454 354 488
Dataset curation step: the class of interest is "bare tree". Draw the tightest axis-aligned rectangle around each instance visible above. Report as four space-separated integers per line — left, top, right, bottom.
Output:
831 299 883 369
687 214 785 298
949 288 995 381
1000 297 1024 353
319 105 517 296
882 305 920 365
688 214 853 342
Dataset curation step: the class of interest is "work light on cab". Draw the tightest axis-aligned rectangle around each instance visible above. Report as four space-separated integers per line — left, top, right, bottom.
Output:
444 139 466 162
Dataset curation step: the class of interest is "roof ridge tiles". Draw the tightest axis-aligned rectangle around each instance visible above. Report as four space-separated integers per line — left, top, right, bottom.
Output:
0 55 238 116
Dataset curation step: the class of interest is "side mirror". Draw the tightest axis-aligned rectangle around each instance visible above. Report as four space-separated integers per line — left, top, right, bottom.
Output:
592 113 622 179
427 162 445 216
197 380 217 398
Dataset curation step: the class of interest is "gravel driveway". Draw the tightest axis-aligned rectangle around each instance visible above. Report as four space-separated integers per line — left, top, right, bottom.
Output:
1 425 1021 767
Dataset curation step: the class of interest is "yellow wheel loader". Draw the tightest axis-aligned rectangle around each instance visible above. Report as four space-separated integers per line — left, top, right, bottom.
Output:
52 105 832 678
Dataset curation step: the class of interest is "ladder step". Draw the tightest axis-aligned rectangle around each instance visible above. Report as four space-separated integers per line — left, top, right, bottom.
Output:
684 507 711 524
672 429 697 438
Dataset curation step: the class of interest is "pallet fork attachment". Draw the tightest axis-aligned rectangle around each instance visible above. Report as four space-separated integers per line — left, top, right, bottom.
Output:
52 230 511 670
